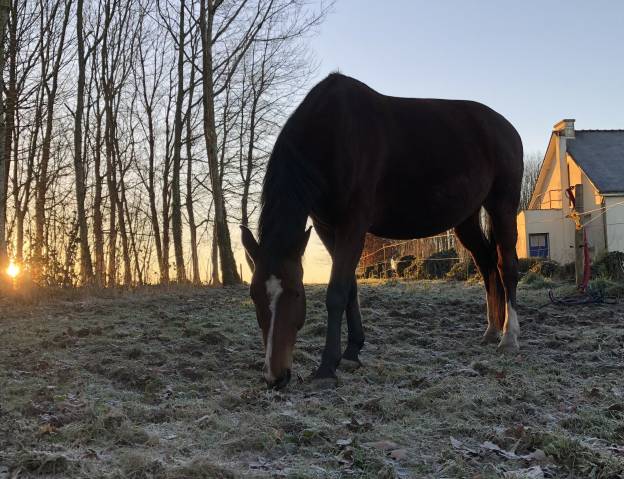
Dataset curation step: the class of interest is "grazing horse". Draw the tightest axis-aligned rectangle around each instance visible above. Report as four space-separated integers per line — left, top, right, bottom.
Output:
241 73 523 389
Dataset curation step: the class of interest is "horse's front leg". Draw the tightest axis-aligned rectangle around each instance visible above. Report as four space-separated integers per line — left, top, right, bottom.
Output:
314 229 366 380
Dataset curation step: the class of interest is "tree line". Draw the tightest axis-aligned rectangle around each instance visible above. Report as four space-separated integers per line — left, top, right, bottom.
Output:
0 0 330 287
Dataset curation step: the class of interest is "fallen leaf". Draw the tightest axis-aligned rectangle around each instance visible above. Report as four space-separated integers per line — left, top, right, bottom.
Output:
39 423 57 435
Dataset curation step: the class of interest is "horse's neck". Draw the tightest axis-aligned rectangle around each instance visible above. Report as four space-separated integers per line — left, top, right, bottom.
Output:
259 198 308 259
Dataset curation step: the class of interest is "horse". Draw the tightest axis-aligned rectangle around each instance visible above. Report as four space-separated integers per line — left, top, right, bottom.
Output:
241 73 523 389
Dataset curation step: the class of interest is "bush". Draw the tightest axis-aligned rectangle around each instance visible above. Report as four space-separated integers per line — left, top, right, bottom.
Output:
395 255 415 277
529 259 559 278
518 258 540 274
520 271 552 289
406 249 458 279
588 277 624 298
556 262 576 280
592 251 624 281
446 259 478 281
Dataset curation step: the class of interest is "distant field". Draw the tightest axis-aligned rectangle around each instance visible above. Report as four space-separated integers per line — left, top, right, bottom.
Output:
1 281 623 478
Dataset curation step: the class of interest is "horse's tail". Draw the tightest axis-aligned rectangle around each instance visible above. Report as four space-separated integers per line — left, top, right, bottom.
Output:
483 212 506 330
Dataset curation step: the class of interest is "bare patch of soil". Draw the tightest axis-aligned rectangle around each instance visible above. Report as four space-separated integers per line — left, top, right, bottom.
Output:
1 281 623 478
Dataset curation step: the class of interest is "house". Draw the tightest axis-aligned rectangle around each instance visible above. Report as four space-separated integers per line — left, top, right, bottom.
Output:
517 119 624 264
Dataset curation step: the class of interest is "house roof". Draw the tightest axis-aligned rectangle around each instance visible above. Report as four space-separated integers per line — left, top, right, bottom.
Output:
567 130 624 194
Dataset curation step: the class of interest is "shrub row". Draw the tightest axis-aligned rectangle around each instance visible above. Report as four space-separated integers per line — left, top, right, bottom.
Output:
360 249 624 284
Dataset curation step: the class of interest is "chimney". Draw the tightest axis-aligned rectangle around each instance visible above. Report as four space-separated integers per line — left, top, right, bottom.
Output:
553 118 575 139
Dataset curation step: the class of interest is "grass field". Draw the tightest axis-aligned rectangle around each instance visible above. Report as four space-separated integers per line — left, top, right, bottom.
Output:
1 280 623 478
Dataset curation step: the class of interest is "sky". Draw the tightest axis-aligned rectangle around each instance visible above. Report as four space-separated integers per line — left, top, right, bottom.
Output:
236 0 624 284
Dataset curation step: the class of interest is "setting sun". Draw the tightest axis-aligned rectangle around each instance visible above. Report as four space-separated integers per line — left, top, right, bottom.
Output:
7 262 20 279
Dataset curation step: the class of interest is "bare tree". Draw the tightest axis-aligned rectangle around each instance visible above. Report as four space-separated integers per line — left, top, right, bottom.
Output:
0 0 11 273
185 32 201 284
1 0 331 288
33 0 72 279
134 9 168 283
161 0 188 283
73 0 98 283
519 152 542 211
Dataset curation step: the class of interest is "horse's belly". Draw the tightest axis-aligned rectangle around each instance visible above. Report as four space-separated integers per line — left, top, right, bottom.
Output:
369 176 490 239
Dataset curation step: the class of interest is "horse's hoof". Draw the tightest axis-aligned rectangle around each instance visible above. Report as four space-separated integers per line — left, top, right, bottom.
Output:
340 357 362 371
481 330 500 345
312 365 337 380
497 334 519 353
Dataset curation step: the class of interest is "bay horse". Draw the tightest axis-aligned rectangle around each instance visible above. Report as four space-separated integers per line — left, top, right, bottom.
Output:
241 73 523 389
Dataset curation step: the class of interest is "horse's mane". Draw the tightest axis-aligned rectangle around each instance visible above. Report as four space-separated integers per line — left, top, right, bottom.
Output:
258 124 324 265
257 74 348 266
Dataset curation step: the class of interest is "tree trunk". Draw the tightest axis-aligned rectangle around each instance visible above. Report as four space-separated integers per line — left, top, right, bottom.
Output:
33 0 71 280
162 158 171 284
104 101 118 285
185 39 200 284
73 0 94 284
210 221 220 285
147 103 165 282
93 103 105 286
240 90 260 272
0 0 10 272
171 0 187 283
199 0 240 285
116 171 132 286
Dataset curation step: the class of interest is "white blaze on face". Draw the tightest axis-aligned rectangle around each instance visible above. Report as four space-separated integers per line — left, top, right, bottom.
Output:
264 274 283 382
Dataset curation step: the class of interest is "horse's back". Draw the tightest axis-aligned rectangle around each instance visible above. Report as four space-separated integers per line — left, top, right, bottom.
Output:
284 74 523 236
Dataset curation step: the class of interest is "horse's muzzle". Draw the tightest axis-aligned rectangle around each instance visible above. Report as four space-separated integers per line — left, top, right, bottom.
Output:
266 369 291 390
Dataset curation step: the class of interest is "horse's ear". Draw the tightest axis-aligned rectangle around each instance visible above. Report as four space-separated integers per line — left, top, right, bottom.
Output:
298 226 313 256
240 225 259 263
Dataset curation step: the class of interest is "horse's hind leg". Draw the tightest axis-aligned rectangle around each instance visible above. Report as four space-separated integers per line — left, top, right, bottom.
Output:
312 220 365 366
342 276 365 364
488 206 520 352
454 212 505 344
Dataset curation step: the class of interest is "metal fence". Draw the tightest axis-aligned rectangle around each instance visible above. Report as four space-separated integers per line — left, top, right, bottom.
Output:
356 232 470 278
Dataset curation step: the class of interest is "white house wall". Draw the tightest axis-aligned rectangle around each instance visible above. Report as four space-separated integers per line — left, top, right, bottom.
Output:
605 196 624 253
516 209 574 264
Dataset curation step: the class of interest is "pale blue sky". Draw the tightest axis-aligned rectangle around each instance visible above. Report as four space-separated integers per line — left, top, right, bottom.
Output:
238 1 624 283
310 0 624 154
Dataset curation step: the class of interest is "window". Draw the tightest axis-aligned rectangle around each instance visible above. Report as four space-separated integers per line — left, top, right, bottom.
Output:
529 233 549 258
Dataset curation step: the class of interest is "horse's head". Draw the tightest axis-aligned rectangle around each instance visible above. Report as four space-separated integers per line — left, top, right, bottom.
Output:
241 225 312 389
